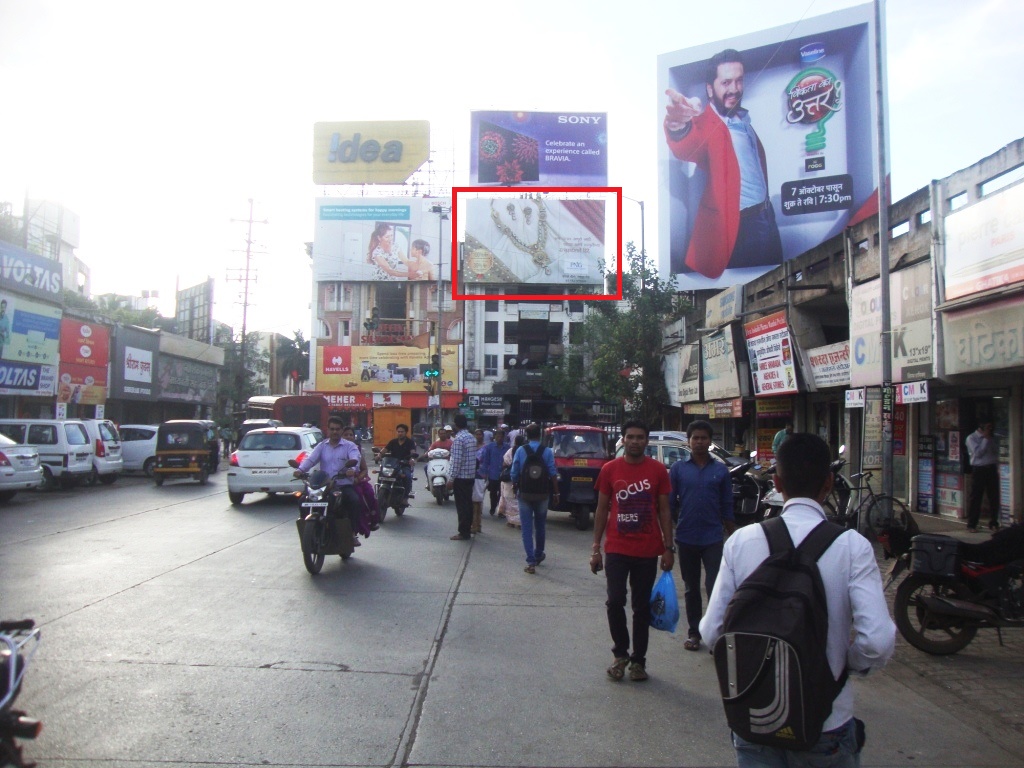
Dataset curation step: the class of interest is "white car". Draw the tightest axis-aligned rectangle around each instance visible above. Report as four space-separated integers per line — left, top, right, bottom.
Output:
226 426 324 506
119 424 159 476
0 433 44 502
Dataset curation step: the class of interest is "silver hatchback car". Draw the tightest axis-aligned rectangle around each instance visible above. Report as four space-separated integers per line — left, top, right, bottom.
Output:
226 426 324 506
0 432 44 502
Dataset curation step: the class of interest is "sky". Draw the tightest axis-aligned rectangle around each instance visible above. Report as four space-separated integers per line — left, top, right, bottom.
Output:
1 0 1022 338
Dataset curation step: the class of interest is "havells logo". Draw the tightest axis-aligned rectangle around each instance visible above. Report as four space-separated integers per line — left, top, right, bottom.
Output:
322 346 351 375
800 42 826 64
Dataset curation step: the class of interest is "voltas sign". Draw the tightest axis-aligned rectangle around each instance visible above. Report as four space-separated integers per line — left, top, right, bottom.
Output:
313 121 430 185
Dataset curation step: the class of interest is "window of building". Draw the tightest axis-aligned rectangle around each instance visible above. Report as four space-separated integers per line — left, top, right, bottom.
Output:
484 321 499 343
569 322 584 344
484 300 499 312
484 354 498 377
376 283 407 320
547 322 563 343
504 321 519 344
567 300 583 314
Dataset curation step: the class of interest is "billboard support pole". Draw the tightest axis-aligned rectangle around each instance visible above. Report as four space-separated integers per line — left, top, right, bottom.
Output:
431 204 450 428
874 0 894 520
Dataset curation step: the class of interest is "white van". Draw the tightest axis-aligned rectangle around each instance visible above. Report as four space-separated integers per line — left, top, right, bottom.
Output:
0 419 94 489
79 418 125 484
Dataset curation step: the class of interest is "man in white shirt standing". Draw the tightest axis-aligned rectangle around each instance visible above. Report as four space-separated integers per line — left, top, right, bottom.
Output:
700 433 895 768
965 421 1000 532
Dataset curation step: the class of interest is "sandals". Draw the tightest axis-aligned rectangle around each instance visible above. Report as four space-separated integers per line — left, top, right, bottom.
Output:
684 635 701 651
606 657 629 681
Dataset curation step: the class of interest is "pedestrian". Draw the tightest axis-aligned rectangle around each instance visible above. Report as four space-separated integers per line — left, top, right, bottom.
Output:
510 423 558 574
670 419 735 651
590 420 675 682
700 433 895 767
772 422 793 458
446 414 477 540
471 428 487 533
480 427 506 516
497 433 526 528
965 421 999 532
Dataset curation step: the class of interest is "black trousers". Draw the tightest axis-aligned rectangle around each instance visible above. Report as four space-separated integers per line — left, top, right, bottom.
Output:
452 478 475 537
604 552 658 667
487 479 501 513
967 464 1000 528
677 540 723 638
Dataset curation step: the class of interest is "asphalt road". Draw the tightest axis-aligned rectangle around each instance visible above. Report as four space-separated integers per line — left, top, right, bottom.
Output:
0 469 1021 768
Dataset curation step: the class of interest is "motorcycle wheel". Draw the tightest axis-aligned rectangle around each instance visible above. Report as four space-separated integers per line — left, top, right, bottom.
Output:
434 489 443 505
198 468 209 485
573 504 591 531
894 573 977 655
376 487 388 522
395 502 405 516
301 522 325 574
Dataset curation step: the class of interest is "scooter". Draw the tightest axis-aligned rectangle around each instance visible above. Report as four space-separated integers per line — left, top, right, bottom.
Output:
288 458 360 575
425 447 451 505
374 452 415 520
1 619 42 768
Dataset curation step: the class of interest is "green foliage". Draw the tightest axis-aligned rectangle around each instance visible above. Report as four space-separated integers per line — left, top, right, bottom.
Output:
216 332 270 412
275 330 310 386
546 242 688 427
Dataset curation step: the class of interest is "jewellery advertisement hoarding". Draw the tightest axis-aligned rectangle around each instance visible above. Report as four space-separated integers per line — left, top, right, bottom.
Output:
312 198 451 283
469 111 608 187
657 4 881 290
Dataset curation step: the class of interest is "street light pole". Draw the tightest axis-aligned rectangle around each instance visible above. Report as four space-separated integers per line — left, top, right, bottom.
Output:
431 204 450 428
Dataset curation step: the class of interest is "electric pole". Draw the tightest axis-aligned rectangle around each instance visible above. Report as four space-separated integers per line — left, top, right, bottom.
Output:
226 198 267 411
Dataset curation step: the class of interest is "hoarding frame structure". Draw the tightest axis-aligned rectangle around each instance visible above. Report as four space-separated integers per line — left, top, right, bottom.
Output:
657 3 882 291
451 187 623 301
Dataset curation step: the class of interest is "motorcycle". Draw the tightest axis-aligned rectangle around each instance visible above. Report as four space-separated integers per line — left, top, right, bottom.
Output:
288 458 360 575
374 452 415 520
424 447 451 505
1 619 42 768
889 525 1024 655
731 452 768 526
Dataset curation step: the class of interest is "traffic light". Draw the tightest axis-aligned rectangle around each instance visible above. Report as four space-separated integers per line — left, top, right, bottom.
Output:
424 354 441 380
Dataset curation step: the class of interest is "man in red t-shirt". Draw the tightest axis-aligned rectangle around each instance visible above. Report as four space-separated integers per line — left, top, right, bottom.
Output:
591 420 675 682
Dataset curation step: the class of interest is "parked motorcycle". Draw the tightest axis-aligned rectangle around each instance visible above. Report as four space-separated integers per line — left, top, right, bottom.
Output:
890 525 1024 655
424 447 451 505
288 458 360 575
732 451 768 526
374 452 415 520
1 619 42 768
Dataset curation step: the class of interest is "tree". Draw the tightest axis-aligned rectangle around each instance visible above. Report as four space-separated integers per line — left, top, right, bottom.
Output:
275 330 310 392
216 332 270 416
545 242 687 427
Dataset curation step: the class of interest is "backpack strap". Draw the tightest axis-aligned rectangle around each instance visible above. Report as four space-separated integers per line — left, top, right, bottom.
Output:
797 520 846 562
761 516 795 555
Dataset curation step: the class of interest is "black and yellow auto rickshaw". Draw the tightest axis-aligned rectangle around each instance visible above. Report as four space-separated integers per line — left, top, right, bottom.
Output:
154 420 214 486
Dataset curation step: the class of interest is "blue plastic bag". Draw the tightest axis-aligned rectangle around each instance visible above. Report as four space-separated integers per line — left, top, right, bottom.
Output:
649 570 680 633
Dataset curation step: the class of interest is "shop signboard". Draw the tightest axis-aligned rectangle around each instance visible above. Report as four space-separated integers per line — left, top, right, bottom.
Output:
0 241 63 301
745 311 799 396
701 326 741 401
917 434 935 514
312 197 452 283
845 387 865 408
890 261 933 381
316 344 460 393
0 361 56 396
469 110 608 187
942 294 1024 375
755 397 793 418
109 326 159 401
59 319 110 368
312 121 430 185
704 285 744 328
807 340 850 388
896 381 928 404
658 4 881 289
318 393 372 411
665 351 679 403
57 362 106 405
944 181 1024 301
0 293 61 366
863 388 882 468
679 343 701 402
709 398 743 419
157 356 218 405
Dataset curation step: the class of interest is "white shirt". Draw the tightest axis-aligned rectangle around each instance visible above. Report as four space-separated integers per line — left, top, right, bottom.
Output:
699 498 895 732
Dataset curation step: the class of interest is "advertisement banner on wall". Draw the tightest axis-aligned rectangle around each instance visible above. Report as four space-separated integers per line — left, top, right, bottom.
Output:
657 4 881 290
807 341 850 388
59 319 110 368
679 343 701 402
157 356 218 405
701 327 741 401
56 362 106 404
469 111 608 187
312 121 430 185
705 285 745 328
0 293 61 365
744 311 799 396
0 241 63 302
850 279 881 387
312 198 452 283
944 181 1024 301
316 344 459 393
0 361 56 396
109 327 159 401
463 196 606 286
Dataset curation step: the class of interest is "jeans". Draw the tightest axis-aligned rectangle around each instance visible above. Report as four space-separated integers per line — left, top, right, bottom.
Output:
677 539 724 637
732 202 783 270
519 495 548 565
604 552 658 666
452 478 475 537
329 484 362 536
733 718 861 768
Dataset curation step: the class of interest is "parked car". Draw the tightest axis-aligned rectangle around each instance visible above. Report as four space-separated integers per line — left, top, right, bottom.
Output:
0 432 44 501
119 424 159 476
226 426 324 506
613 431 745 468
79 418 124 485
0 418 93 489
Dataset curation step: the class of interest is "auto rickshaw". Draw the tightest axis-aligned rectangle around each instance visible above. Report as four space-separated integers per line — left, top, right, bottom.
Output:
543 424 612 530
153 420 214 486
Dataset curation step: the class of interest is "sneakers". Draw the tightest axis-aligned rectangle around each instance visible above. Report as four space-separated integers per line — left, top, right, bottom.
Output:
536 552 546 565
606 657 629 681
628 662 649 682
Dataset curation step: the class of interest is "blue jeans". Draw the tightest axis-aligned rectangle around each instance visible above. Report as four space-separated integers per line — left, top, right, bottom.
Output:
733 718 861 768
519 495 548 566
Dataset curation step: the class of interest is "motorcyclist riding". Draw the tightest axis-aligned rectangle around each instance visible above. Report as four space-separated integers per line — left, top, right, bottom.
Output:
382 423 417 501
294 416 363 543
424 425 453 489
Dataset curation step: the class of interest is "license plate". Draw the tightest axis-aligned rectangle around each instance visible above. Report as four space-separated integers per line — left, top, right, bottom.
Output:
573 459 588 467
302 502 328 511
251 469 277 475
18 459 34 468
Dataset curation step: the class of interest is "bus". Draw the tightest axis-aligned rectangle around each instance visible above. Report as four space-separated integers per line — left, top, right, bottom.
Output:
245 395 330 428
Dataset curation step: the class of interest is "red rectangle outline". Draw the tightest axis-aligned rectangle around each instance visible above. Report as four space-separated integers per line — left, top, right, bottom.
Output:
451 186 622 301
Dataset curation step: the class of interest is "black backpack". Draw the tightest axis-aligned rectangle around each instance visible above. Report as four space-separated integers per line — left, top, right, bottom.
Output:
712 517 847 751
518 445 551 499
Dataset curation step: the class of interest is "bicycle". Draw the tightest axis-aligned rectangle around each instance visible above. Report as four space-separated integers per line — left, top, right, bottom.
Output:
826 467 911 537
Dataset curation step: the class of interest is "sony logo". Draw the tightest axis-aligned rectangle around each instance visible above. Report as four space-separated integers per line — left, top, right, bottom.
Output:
557 115 602 125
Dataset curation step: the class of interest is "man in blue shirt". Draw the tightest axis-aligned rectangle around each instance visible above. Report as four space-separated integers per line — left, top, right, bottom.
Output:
510 423 558 573
295 415 363 540
669 420 735 650
479 427 506 516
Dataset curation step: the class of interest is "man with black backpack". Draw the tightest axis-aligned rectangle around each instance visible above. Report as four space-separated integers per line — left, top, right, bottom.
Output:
699 433 894 767
510 423 558 574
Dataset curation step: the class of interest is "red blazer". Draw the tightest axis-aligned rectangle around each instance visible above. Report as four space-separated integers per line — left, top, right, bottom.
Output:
664 109 769 279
